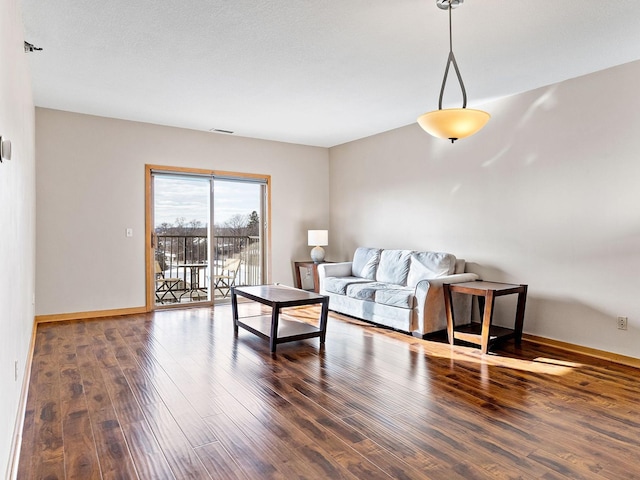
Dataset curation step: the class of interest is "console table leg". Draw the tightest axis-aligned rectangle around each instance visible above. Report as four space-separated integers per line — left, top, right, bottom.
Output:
514 285 528 345
443 284 455 346
480 291 495 354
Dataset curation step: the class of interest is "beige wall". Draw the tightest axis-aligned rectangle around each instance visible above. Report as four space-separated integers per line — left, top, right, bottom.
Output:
0 0 36 475
329 60 640 359
35 109 329 315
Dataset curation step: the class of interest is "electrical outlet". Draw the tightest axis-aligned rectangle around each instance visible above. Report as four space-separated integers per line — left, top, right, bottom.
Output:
617 316 628 330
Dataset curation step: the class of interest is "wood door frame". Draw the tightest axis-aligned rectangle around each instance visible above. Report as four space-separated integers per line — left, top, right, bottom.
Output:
145 164 272 311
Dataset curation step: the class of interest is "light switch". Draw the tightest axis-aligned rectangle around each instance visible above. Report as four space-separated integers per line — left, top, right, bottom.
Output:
126 228 133 237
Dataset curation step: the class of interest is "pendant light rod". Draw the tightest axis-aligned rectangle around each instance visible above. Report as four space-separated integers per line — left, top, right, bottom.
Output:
437 3 467 110
417 0 490 143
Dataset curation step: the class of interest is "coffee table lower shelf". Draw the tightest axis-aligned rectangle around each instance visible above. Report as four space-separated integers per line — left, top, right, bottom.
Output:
236 315 325 347
451 323 516 348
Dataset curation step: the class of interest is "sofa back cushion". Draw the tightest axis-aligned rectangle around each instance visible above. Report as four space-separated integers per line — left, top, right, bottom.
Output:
376 249 413 286
407 252 457 287
351 247 382 280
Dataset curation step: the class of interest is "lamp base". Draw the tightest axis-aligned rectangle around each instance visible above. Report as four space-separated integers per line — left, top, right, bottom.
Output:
310 246 326 263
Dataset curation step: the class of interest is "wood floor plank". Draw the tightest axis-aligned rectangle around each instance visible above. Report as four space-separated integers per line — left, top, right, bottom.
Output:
74 344 140 479
31 355 65 478
59 366 101 480
61 409 101 480
201 412 293 479
139 400 212 479
118 419 177 480
194 441 249 480
100 364 145 426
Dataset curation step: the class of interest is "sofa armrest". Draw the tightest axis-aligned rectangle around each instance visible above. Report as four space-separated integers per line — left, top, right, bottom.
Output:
317 262 352 293
412 273 479 336
416 273 478 291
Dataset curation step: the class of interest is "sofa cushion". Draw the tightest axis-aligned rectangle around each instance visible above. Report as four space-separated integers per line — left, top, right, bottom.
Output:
376 250 413 286
324 276 374 295
346 282 415 309
351 247 382 280
375 287 416 309
407 252 457 287
346 282 390 302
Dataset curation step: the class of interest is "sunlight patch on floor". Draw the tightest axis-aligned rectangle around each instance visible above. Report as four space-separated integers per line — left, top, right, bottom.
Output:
418 343 577 376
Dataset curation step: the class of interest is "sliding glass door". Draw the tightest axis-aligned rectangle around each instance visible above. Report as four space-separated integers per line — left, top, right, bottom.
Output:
148 167 269 309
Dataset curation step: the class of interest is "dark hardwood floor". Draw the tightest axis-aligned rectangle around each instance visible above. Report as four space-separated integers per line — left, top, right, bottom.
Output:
17 304 640 479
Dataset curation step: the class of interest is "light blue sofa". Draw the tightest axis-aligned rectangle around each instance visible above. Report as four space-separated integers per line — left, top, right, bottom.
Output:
318 247 478 337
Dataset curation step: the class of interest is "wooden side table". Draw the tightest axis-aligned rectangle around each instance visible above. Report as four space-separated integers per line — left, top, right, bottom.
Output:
293 261 330 293
443 281 528 354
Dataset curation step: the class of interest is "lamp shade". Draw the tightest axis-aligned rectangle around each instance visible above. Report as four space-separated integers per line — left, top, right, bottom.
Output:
417 108 490 142
308 230 328 246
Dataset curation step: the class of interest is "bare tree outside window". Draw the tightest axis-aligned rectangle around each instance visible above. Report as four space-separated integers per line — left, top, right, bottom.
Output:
215 211 260 237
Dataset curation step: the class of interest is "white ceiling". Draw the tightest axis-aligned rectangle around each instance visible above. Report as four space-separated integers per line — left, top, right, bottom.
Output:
20 0 640 148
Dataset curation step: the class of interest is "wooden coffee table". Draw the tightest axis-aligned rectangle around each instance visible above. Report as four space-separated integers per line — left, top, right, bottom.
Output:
231 285 329 353
443 281 528 354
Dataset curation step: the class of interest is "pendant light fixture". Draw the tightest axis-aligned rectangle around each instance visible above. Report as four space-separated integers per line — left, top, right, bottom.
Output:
417 0 490 143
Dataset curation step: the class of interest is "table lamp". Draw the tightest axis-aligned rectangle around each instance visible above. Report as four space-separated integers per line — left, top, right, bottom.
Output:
308 230 328 263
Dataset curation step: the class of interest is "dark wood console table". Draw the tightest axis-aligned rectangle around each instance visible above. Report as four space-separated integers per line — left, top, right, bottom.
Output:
443 281 528 354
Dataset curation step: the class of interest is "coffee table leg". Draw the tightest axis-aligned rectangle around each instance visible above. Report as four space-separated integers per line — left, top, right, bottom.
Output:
269 305 280 353
319 298 329 344
231 287 239 334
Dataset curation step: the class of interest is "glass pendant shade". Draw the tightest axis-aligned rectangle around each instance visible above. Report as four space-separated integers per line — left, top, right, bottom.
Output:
417 108 490 142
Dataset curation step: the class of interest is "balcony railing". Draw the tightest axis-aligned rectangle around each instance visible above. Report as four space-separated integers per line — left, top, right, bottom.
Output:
155 234 261 303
